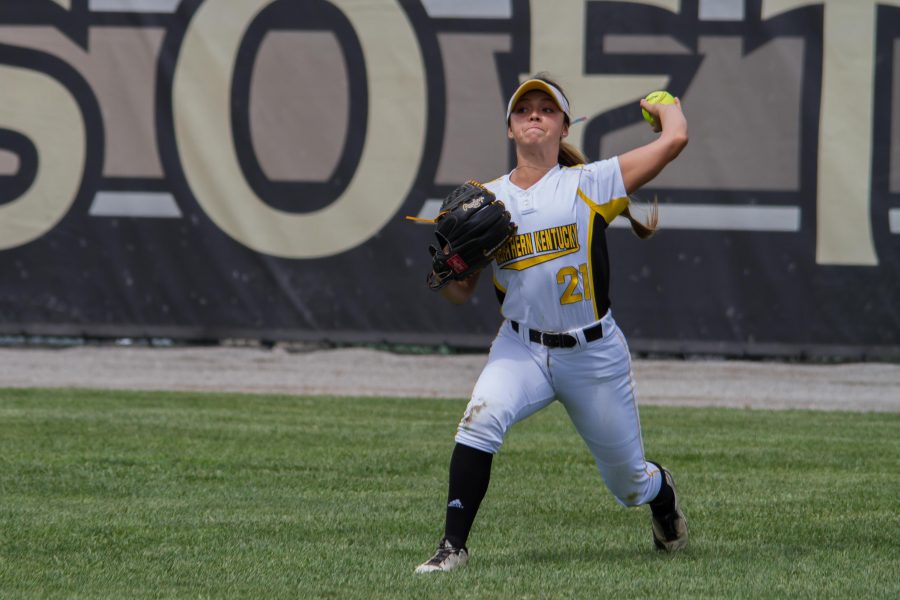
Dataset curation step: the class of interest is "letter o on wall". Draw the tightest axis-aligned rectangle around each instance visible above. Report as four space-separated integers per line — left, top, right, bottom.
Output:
173 0 427 258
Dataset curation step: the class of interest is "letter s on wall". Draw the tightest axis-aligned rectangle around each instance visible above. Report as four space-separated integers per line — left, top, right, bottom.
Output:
0 63 85 250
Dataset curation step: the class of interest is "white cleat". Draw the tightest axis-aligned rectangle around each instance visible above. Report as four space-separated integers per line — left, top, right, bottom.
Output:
414 538 469 573
651 467 689 552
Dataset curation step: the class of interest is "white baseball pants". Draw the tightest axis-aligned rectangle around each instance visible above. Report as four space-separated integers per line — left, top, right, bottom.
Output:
455 310 662 507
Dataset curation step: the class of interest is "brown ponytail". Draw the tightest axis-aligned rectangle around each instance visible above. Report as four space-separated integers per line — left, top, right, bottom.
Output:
623 197 659 239
559 141 587 167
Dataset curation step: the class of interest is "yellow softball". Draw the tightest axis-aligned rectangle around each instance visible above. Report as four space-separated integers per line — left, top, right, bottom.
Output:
641 90 676 128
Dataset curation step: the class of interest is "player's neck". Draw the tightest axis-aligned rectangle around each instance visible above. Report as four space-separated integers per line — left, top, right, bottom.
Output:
510 152 557 189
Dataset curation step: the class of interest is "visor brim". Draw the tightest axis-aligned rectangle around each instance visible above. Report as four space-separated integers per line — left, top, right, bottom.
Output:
505 79 571 122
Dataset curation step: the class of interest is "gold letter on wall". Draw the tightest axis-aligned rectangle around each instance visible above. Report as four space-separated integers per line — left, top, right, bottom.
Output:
0 64 85 250
173 0 427 258
764 0 890 265
527 0 678 153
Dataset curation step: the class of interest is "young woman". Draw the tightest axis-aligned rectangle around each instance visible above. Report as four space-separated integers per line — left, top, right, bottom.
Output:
415 75 689 573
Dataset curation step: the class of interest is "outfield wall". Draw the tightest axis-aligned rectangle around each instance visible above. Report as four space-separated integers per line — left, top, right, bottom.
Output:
0 1 898 358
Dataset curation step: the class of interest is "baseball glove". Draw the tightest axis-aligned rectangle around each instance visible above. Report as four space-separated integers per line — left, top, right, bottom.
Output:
413 181 516 290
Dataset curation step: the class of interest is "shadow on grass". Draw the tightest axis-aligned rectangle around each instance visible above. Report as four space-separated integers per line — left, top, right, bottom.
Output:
512 540 792 566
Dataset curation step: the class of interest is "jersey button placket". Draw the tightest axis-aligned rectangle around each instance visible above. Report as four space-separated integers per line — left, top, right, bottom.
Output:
520 190 535 214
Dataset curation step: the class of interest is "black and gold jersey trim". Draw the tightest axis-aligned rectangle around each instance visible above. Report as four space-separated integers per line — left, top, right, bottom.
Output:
493 273 507 306
588 212 612 319
577 187 629 227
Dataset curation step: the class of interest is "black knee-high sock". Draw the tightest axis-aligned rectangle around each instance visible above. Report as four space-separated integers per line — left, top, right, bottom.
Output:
443 443 493 549
648 460 674 516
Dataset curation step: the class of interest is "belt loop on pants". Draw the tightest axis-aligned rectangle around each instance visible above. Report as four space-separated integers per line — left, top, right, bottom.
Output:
510 319 603 348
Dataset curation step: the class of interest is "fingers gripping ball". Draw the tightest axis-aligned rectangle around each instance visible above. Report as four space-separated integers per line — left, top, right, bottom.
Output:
641 90 676 130
426 181 517 290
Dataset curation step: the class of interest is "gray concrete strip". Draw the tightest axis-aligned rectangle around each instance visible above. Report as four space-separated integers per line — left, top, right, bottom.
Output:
0 347 897 412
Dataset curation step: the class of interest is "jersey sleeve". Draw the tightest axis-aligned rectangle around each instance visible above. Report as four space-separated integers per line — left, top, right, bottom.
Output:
576 157 629 226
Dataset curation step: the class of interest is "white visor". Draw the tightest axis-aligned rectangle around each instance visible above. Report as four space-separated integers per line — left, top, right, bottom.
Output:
505 79 571 122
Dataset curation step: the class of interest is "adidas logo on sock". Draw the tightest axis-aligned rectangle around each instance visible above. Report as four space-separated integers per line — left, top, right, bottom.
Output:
447 499 464 509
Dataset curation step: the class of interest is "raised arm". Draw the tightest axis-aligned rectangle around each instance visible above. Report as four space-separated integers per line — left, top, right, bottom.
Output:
618 98 689 195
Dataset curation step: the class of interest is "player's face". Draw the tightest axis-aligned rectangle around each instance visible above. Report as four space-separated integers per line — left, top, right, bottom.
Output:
507 90 568 147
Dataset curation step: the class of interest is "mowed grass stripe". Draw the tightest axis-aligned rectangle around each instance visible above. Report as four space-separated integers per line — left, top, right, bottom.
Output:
0 387 896 599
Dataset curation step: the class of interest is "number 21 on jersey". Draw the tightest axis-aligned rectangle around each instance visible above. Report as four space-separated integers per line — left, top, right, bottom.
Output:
557 263 592 305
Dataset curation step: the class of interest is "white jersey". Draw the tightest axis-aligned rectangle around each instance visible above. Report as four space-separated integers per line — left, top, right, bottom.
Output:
485 158 629 333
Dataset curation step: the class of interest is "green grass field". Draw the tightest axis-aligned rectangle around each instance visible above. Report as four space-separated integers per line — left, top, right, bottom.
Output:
0 388 897 599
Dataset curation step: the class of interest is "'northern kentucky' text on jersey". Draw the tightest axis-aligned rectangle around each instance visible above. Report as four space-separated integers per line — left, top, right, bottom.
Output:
493 223 580 266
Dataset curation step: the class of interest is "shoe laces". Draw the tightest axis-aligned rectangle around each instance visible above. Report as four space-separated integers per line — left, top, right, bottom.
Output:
429 540 459 564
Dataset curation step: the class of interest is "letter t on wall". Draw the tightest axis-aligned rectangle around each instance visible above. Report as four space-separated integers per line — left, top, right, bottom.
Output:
525 0 679 154
765 0 891 265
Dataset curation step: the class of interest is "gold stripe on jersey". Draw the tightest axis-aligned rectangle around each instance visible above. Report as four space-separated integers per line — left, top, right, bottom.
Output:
586 210 599 320
492 273 507 309
501 246 579 270
492 272 507 293
577 188 630 226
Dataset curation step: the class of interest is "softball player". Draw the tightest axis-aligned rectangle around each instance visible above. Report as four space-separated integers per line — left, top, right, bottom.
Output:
415 75 689 573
